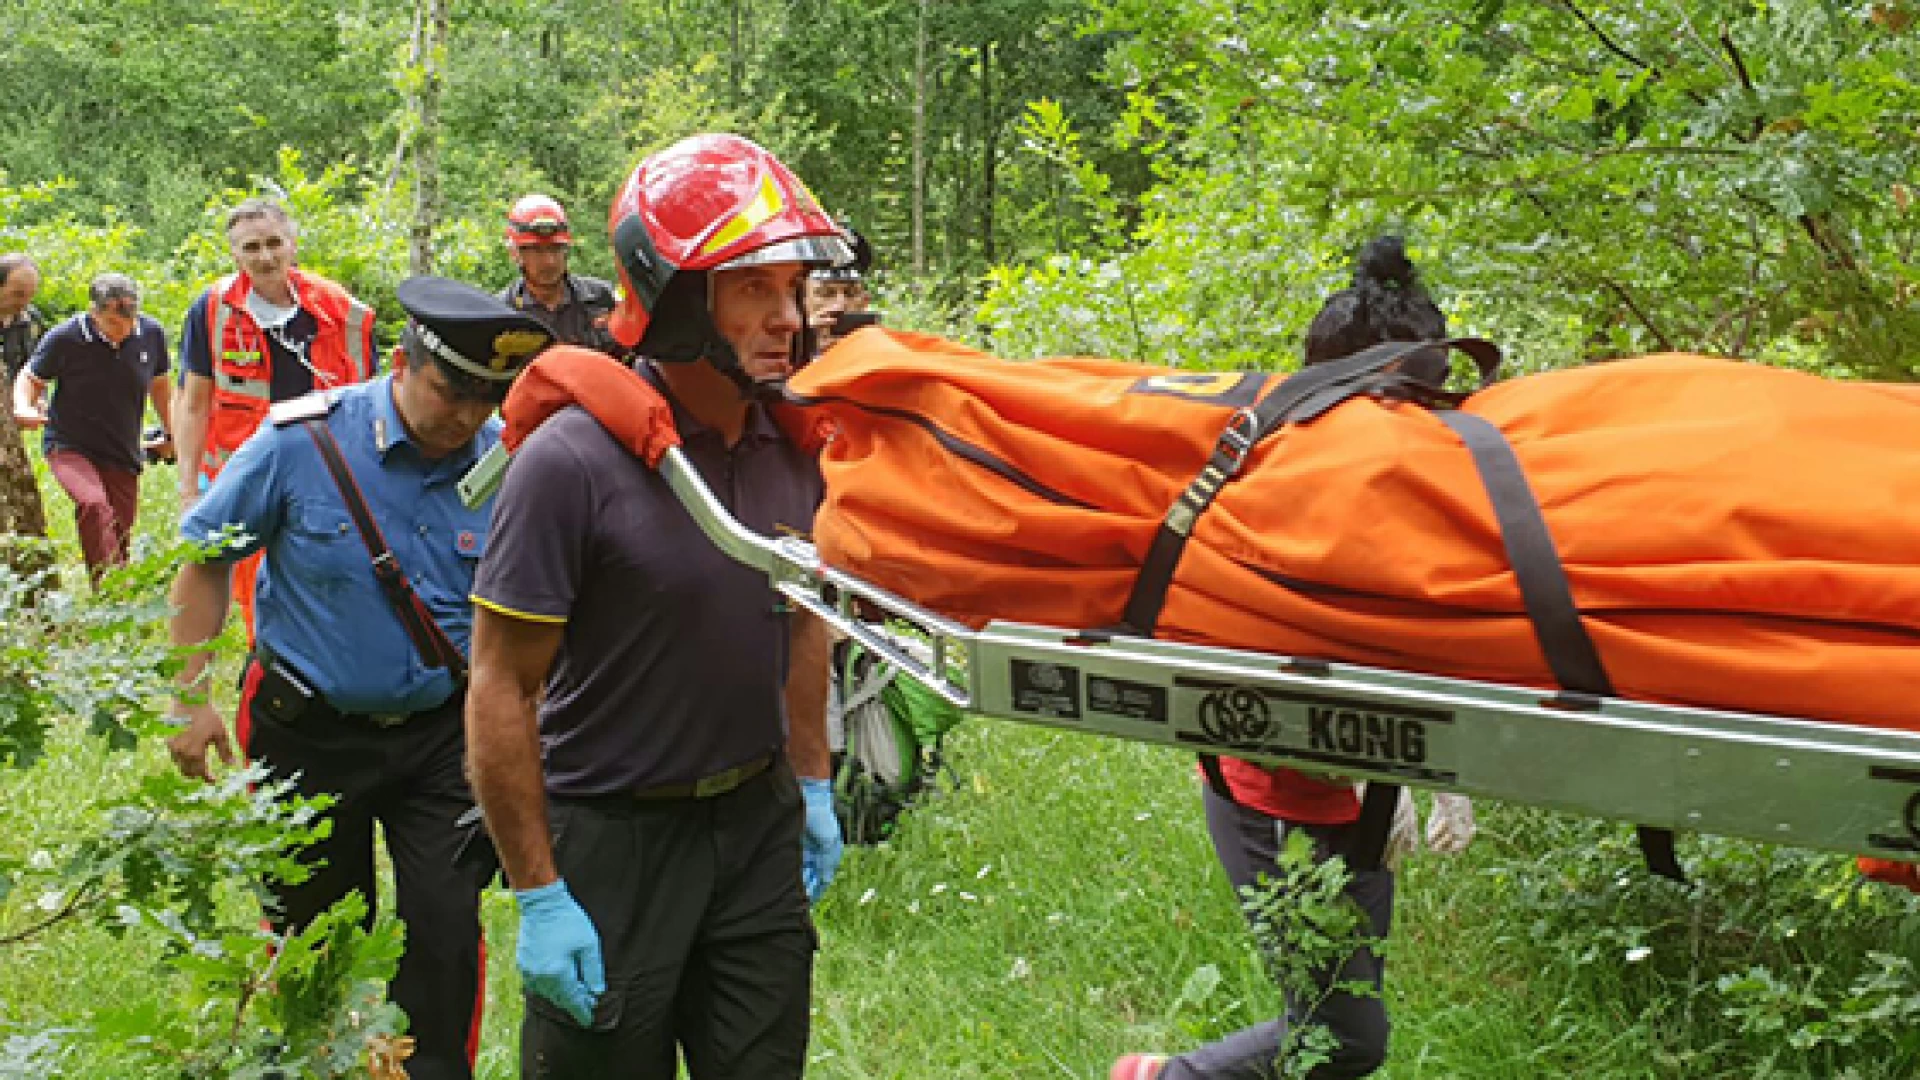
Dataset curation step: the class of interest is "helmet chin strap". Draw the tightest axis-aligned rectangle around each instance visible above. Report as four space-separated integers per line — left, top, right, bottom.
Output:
698 278 814 404
645 270 812 403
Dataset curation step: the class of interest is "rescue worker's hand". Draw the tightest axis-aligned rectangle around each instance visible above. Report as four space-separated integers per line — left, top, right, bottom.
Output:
166 703 235 782
1425 793 1476 855
799 777 843 903
515 879 605 1027
12 407 45 430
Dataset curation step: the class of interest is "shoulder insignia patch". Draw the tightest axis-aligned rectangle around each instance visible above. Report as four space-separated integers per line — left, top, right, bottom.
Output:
269 389 343 427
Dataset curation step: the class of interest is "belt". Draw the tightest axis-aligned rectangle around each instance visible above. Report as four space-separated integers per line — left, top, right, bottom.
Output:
250 649 453 731
629 754 776 801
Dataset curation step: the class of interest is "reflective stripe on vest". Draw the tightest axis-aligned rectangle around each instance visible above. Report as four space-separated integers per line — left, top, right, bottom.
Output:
343 298 374 381
207 280 235 374
217 371 271 399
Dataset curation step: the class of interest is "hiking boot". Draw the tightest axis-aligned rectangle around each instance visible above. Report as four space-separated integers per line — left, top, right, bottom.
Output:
1110 1053 1170 1080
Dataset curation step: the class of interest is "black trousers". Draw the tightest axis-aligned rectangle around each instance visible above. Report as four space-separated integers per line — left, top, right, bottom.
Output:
1163 786 1396 1080
240 671 483 1080
521 760 815 1080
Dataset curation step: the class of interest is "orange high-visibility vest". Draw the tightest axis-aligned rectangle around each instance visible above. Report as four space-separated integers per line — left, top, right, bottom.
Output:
200 269 376 483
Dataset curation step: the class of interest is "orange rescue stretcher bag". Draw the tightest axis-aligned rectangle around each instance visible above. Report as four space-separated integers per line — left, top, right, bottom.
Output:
785 330 1920 737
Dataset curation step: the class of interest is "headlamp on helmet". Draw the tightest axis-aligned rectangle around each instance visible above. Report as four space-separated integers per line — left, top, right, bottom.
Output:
506 194 574 247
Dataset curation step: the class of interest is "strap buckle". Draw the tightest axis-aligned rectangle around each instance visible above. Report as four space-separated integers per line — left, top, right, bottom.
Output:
1214 408 1260 476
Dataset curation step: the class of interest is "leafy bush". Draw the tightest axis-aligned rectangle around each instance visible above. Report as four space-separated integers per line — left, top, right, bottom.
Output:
0 514 407 1078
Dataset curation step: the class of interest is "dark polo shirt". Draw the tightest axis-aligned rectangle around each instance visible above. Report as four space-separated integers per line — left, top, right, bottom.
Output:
29 312 169 474
472 366 823 797
498 274 620 356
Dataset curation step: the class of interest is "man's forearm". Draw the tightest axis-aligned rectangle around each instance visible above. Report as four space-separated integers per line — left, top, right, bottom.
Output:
167 561 232 703
12 370 42 417
149 378 175 438
785 610 832 779
466 669 559 891
173 376 212 498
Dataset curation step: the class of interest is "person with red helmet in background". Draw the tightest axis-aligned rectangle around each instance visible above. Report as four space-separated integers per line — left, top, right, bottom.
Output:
500 194 622 356
465 133 850 1078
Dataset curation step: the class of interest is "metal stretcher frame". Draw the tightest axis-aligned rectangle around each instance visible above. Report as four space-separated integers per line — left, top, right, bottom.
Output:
659 447 1920 863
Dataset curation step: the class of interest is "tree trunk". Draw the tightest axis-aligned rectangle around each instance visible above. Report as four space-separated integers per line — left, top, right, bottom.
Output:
912 0 930 276
730 0 745 108
0 408 52 581
408 0 448 276
980 39 996 267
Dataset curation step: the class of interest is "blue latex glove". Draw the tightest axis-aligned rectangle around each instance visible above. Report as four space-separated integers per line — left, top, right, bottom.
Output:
800 777 844 903
515 879 605 1027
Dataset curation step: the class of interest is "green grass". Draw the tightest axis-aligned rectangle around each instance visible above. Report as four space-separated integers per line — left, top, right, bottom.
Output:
5 452 1920 1077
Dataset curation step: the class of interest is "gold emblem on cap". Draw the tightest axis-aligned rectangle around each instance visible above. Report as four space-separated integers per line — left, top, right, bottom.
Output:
490 329 547 372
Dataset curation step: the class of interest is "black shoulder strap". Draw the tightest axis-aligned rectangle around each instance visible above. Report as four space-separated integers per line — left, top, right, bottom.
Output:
1435 410 1683 881
301 420 469 681
1118 338 1500 637
1133 339 1498 825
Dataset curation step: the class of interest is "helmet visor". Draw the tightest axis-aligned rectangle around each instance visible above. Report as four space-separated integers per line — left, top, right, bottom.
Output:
717 234 853 272
509 218 571 243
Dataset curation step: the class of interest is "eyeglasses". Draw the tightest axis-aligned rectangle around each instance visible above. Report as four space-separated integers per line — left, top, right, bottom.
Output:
101 298 140 317
512 219 568 238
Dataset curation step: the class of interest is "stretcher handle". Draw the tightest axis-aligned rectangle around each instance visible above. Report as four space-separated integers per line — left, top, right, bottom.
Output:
658 446 976 711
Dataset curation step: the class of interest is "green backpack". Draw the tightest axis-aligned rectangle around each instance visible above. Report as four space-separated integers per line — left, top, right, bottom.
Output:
829 638 966 844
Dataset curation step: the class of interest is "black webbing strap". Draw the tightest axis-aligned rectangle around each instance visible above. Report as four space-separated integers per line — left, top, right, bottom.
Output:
1199 752 1235 802
302 420 469 681
1138 340 1501 871
1340 781 1402 874
1119 338 1500 637
1435 411 1683 881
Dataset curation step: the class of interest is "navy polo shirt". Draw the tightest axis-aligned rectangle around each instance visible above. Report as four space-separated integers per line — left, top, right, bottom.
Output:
181 374 496 715
177 290 321 402
471 366 824 796
28 312 169 474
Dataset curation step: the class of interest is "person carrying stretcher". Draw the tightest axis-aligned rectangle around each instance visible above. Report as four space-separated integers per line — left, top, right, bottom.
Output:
1114 237 1476 1080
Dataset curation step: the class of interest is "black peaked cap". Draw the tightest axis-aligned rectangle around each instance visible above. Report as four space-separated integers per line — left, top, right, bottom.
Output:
397 276 555 382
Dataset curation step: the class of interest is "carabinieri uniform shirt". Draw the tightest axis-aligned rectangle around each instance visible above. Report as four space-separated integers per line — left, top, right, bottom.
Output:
180 374 494 714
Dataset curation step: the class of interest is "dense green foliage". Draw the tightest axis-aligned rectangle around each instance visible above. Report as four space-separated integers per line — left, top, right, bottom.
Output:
984 1 1920 374
5 1 1909 375
1 468 408 1078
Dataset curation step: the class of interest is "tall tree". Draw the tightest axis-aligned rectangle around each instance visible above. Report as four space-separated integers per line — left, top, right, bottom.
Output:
912 0 932 274
408 0 449 276
0 409 49 577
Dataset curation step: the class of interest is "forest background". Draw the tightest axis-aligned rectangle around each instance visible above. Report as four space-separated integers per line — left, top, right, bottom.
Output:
2 0 1919 1077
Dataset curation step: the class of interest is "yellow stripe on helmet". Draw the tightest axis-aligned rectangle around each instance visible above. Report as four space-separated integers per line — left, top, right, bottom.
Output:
698 175 786 258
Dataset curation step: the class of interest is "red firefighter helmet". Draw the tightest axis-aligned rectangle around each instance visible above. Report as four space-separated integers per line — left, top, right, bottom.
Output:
506 194 573 246
607 134 850 353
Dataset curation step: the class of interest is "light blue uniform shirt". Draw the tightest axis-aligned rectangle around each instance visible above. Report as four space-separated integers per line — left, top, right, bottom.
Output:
181 374 495 714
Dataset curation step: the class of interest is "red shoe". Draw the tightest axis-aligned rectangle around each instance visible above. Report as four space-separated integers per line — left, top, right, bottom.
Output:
1110 1054 1169 1080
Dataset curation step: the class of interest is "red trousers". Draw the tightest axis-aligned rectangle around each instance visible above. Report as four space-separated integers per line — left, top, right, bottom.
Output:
47 450 138 580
